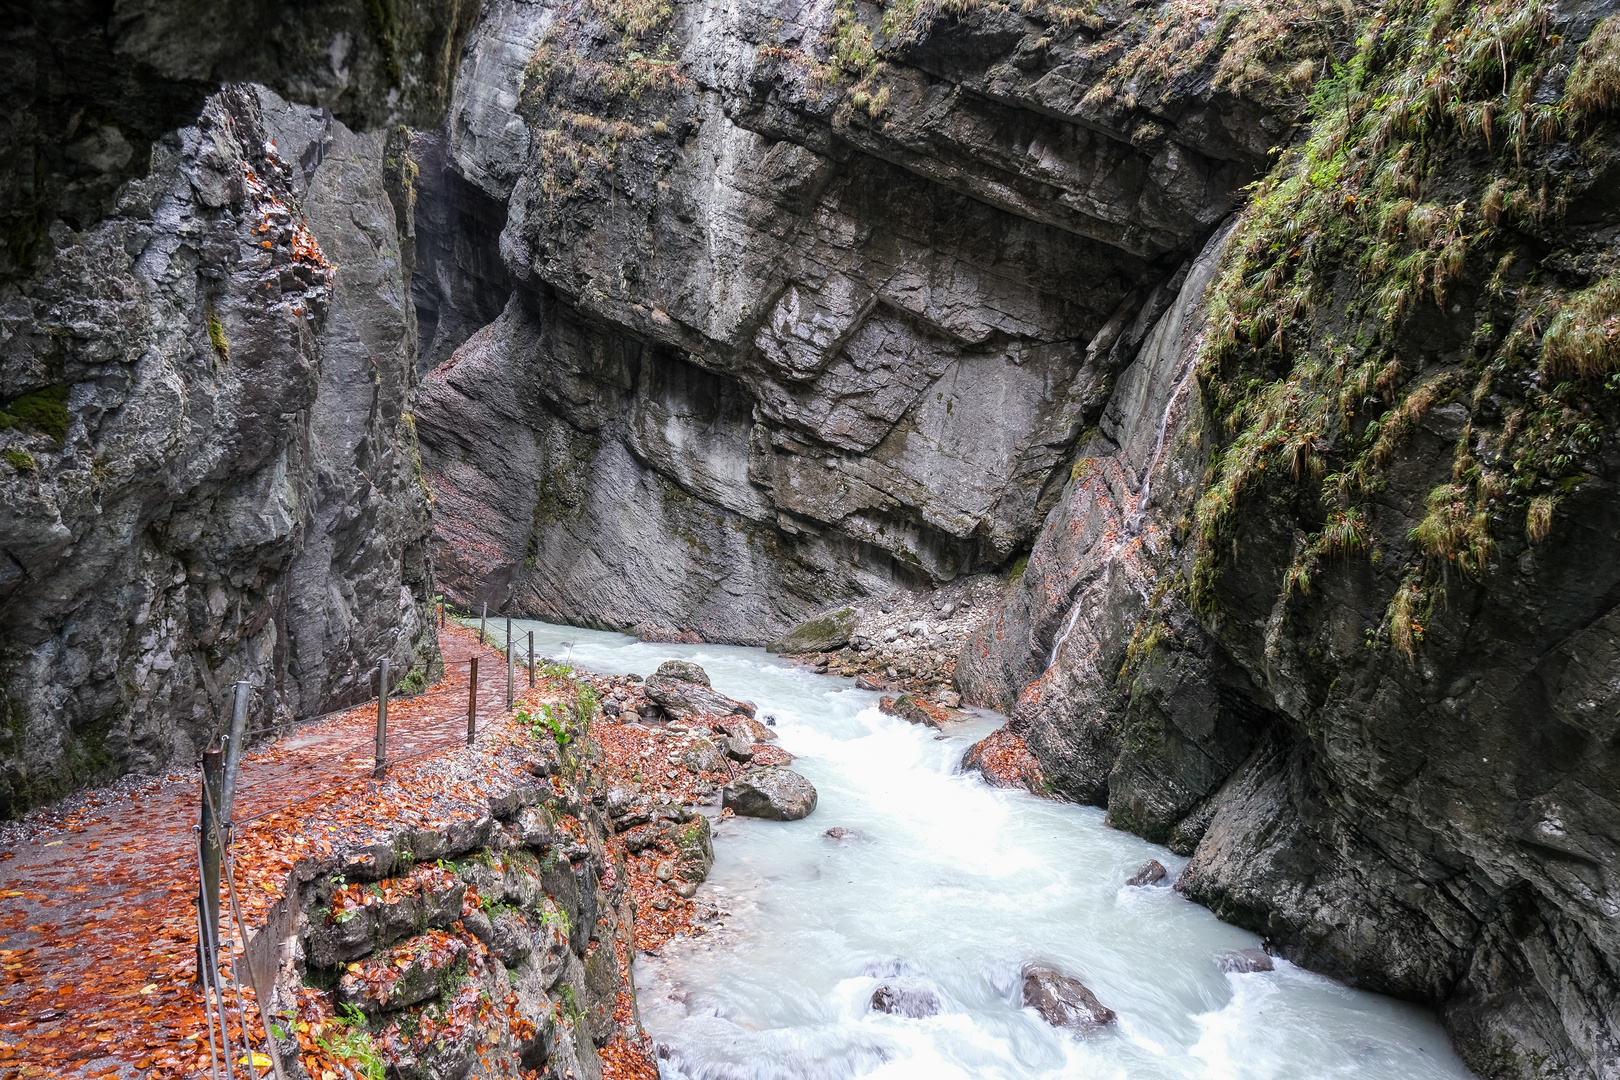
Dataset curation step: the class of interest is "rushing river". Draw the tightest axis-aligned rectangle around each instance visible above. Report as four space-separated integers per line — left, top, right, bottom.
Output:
490 619 1475 1080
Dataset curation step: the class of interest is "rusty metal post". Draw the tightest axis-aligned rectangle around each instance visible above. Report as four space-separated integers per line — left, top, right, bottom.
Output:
479 602 487 645
528 631 535 688
467 657 479 744
374 657 389 779
198 749 224 981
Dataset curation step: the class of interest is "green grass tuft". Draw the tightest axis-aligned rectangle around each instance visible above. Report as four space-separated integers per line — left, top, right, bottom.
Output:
0 386 69 444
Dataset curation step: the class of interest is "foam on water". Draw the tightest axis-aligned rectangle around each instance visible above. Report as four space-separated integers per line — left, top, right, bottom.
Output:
494 619 1475 1080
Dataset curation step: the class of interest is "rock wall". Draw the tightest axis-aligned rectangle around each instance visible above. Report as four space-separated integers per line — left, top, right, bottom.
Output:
414 0 1320 641
958 2 1620 1076
0 64 440 814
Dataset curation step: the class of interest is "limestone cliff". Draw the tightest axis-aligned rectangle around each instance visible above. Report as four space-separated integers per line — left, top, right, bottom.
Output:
0 0 472 814
414 0 1326 640
959 2 1620 1076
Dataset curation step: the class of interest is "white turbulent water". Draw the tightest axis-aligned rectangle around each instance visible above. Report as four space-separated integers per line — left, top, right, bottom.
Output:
491 619 1475 1080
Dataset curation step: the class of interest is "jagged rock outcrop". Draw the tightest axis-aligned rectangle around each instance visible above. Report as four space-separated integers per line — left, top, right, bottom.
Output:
959 3 1620 1077
414 0 1317 640
0 0 460 813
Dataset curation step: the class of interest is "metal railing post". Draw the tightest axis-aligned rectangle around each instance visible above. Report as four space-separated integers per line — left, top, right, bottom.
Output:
198 749 223 983
479 602 487 645
506 617 514 709
528 631 535 688
374 657 389 779
220 681 249 835
467 657 478 745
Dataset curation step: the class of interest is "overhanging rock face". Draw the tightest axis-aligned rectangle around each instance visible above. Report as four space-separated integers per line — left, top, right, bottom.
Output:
414 0 1295 643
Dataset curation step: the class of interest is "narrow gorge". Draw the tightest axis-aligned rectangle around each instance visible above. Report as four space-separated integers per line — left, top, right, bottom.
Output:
4 0 1620 1077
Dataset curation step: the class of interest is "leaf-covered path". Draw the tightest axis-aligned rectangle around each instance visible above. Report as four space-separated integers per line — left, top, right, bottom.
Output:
0 625 526 1078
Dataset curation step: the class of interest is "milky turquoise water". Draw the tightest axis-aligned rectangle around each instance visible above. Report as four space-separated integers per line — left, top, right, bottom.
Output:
489 619 1475 1080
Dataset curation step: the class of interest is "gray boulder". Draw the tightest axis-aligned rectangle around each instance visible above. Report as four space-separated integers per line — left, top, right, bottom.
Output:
1126 860 1167 887
644 674 750 720
655 659 710 687
714 716 777 743
723 768 818 821
1214 948 1274 974
1021 966 1116 1034
770 607 858 654
679 737 725 774
871 984 940 1018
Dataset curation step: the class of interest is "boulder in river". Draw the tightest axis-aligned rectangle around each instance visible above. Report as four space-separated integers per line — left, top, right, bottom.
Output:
880 694 938 728
871 984 940 1018
1214 948 1274 974
644 670 751 720
722 768 818 820
1126 860 1167 887
770 607 858 653
655 659 711 686
1021 965 1117 1034
722 735 754 762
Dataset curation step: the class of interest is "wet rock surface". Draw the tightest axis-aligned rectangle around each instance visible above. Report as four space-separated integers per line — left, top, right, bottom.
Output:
1021 965 1117 1034
1126 861 1168 888
950 5 1620 1074
1214 949 1274 974
722 768 819 822
871 984 941 1019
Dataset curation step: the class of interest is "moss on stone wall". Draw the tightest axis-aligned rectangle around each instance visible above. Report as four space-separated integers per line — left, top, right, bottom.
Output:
1189 0 1619 665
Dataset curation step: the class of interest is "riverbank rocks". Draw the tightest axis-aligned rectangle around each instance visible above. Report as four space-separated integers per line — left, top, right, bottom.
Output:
714 716 776 743
770 607 858 654
880 694 939 728
679 737 725 774
722 768 818 821
1021 966 1117 1034
644 662 753 721
655 660 710 686
961 728 1047 794
1126 860 1167 887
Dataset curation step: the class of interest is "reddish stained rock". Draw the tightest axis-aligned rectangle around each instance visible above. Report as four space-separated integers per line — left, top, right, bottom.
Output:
961 726 1047 794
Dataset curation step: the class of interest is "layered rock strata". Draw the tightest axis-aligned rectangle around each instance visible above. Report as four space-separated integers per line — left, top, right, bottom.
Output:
414 0 1316 642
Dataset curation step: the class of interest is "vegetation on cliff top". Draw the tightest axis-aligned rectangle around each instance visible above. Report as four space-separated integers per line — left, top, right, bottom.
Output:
1190 0 1620 660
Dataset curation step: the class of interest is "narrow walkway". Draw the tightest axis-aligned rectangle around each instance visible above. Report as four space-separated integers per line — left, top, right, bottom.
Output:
0 625 518 1078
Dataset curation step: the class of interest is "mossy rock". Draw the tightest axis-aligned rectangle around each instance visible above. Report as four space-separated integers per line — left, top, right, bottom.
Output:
654 659 709 686
769 607 857 654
